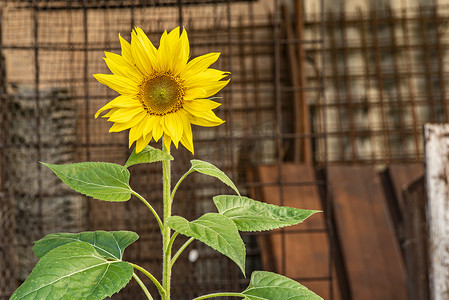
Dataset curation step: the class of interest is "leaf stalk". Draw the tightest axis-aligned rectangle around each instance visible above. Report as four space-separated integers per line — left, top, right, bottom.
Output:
131 263 165 297
132 273 153 300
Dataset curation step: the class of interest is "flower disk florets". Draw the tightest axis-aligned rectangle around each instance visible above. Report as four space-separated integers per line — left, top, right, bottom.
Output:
139 72 186 116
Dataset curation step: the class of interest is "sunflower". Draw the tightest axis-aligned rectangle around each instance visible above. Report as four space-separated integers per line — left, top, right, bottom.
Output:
94 27 229 154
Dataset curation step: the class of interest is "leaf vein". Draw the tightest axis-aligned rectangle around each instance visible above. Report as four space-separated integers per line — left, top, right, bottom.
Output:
18 260 116 298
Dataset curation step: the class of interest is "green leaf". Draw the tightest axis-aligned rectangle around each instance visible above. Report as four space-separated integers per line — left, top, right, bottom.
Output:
242 271 323 300
214 195 320 232
124 145 173 168
42 162 132 201
190 160 240 195
11 242 133 300
33 231 139 260
167 213 246 275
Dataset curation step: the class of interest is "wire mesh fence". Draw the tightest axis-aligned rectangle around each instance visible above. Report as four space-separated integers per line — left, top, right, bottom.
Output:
0 0 327 298
310 5 449 164
2 0 448 299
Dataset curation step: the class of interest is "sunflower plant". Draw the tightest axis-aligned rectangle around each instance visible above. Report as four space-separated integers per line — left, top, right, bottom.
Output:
11 27 323 300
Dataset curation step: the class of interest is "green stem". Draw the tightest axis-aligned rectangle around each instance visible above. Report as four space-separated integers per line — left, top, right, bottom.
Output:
132 190 163 234
132 273 153 300
131 263 165 298
171 237 194 268
192 292 245 300
171 169 193 203
162 139 172 300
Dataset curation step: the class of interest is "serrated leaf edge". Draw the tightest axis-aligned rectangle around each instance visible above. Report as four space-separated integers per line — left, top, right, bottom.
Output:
213 196 321 232
190 160 241 196
15 243 132 300
42 162 132 200
34 231 137 260
242 271 323 300
21 260 114 298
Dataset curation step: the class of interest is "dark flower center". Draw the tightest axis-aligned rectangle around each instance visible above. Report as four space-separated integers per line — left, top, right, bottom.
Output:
139 72 185 115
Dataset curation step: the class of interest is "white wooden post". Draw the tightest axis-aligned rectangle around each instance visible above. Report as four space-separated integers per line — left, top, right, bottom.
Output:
425 124 449 300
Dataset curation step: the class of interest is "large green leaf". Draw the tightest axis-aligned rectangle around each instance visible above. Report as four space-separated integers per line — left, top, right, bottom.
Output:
167 213 246 275
124 145 173 168
42 162 132 201
214 195 320 232
33 231 139 260
242 271 323 300
10 242 133 300
190 160 240 195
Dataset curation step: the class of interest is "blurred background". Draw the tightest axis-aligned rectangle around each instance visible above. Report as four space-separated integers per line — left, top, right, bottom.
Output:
0 0 445 299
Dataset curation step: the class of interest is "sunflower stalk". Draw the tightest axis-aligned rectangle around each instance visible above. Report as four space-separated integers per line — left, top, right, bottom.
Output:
162 139 172 300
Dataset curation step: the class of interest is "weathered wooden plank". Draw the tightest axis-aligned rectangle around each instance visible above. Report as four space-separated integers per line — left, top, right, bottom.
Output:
402 177 429 300
424 124 449 300
386 164 427 300
388 163 424 218
256 163 339 300
328 165 407 300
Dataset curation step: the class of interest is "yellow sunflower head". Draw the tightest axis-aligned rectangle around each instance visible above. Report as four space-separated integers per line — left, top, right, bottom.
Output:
94 26 230 154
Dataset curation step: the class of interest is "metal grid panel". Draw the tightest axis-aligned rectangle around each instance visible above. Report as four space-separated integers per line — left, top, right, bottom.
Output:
0 0 329 299
309 5 449 164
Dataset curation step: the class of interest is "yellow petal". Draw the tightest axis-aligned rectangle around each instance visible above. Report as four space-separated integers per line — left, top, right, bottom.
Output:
184 109 224 127
143 115 159 139
109 122 132 132
104 52 143 83
184 87 207 100
180 132 194 154
179 111 194 154
170 114 185 144
119 33 133 63
101 108 118 118
131 28 155 76
128 114 148 147
134 27 158 68
188 115 224 127
184 70 228 87
95 95 141 118
182 52 220 78
93 74 139 95
108 107 143 123
129 125 140 148
163 135 173 150
184 99 221 111
203 79 230 98
205 68 230 78
179 28 190 67
161 27 186 75
108 111 146 132
162 113 183 146
157 30 170 72
136 133 153 153
152 119 164 141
